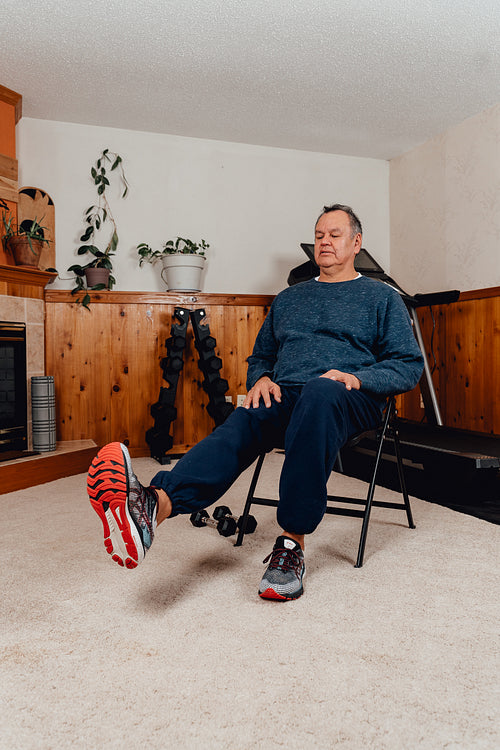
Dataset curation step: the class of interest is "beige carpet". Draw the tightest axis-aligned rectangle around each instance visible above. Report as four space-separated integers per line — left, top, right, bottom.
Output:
1 453 499 749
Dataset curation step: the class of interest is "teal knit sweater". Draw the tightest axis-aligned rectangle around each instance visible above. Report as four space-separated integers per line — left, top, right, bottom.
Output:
246 276 424 398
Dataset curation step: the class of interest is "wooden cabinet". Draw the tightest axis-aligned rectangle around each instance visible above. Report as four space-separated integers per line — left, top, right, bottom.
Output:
44 291 273 455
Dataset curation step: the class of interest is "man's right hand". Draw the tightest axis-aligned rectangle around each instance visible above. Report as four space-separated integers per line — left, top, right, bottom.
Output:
243 376 282 409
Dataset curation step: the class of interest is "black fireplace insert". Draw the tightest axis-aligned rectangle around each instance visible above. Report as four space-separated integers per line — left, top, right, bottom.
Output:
0 321 28 453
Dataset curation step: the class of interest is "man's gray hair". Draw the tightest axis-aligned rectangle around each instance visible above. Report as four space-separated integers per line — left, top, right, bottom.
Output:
316 204 362 238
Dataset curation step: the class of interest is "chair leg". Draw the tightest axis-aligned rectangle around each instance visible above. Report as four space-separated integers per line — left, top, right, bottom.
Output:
354 399 393 568
392 421 416 529
234 452 266 546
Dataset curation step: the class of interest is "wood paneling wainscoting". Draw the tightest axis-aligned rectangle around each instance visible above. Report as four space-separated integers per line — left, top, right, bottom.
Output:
45 285 500 460
45 291 273 456
398 286 500 435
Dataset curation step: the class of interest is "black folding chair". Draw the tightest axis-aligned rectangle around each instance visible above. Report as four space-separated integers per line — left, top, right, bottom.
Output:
234 396 415 567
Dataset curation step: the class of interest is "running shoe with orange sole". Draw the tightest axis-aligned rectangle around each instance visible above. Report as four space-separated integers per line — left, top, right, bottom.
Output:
88 442 158 569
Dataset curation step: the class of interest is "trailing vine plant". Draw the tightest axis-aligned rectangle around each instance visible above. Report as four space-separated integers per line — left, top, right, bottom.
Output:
67 148 128 308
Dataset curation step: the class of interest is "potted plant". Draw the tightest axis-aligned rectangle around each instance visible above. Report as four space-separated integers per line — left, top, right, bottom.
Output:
137 236 209 292
1 201 51 267
2 211 49 268
67 149 128 308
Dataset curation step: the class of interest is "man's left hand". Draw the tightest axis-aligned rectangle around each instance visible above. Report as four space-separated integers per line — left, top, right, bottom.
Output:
320 369 361 390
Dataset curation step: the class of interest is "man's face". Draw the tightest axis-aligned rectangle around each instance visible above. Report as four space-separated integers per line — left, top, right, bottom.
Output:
314 210 361 274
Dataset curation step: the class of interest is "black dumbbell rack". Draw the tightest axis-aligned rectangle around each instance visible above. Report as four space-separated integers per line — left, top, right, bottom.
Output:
146 307 234 463
190 309 235 428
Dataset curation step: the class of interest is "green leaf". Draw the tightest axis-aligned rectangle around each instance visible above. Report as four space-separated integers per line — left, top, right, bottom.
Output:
80 226 94 241
97 184 105 195
111 156 121 170
68 264 85 275
109 231 118 253
78 244 101 256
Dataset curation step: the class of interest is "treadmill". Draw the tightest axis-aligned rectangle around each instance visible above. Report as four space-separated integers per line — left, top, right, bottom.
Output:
288 245 500 471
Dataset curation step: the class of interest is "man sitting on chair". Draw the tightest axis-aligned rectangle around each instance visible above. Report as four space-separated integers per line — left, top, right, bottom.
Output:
88 204 423 601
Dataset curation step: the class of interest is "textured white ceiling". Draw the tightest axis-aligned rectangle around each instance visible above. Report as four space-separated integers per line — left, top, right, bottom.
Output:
1 0 499 159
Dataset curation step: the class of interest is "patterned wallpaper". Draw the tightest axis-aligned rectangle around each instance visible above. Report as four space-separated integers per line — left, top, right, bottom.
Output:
390 103 500 295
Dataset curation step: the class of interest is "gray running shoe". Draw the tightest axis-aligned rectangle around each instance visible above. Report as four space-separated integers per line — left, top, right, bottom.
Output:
259 536 305 600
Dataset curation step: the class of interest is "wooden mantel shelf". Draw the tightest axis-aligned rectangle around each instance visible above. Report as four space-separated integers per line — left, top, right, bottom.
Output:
0 264 58 300
0 264 57 287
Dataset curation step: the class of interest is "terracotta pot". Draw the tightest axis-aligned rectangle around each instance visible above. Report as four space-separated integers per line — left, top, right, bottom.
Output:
7 236 44 268
84 267 110 288
161 254 206 291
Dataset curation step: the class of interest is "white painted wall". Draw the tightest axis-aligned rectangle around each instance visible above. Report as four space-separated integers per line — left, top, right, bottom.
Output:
16 118 389 294
390 103 500 295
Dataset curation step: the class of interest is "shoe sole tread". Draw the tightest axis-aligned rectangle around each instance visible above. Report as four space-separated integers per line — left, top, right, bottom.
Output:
88 442 144 569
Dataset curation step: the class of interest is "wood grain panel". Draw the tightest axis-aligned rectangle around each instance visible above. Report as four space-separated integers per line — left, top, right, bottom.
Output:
0 84 22 123
0 99 17 159
0 173 18 203
0 153 17 180
44 289 500 452
45 294 272 454
398 292 500 435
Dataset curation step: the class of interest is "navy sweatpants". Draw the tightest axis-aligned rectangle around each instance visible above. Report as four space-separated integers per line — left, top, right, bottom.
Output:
151 378 383 535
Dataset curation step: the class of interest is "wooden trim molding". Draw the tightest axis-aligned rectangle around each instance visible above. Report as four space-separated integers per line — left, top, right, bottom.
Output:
0 84 22 123
44 289 275 306
44 286 500 305
458 287 500 301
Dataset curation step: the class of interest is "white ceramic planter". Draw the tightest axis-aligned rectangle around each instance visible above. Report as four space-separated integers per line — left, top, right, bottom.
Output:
161 253 206 292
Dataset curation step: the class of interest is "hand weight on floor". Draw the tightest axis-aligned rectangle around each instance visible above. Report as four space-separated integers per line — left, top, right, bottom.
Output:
213 506 258 534
189 510 237 537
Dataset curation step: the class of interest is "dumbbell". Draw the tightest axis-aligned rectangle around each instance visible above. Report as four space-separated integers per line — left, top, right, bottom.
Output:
190 510 237 537
213 506 258 535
